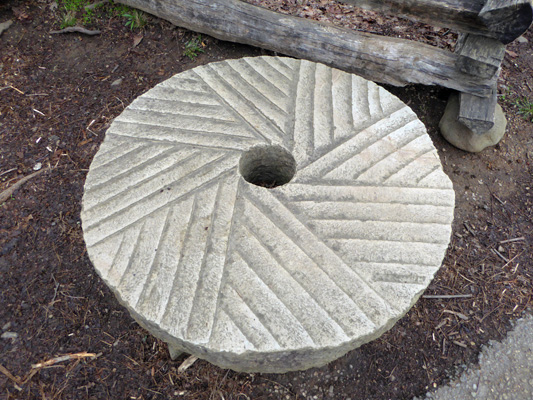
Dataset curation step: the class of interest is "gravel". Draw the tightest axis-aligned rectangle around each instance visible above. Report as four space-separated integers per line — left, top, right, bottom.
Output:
416 313 533 400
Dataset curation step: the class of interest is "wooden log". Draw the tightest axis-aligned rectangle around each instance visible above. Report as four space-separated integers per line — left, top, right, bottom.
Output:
479 0 533 44
338 0 533 44
455 34 505 79
116 0 496 96
458 88 498 134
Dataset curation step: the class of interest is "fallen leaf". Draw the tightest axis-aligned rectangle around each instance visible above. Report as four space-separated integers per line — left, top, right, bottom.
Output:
505 50 518 58
133 34 143 48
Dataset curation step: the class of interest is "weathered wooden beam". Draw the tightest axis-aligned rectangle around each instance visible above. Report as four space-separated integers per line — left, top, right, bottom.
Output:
116 0 496 96
455 34 505 79
458 89 498 134
338 0 533 44
479 0 533 44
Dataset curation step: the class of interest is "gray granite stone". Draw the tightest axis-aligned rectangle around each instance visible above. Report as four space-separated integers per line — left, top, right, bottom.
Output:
81 57 455 373
440 93 507 153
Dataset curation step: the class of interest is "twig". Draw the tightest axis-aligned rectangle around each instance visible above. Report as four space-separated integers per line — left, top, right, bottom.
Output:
423 294 473 299
499 237 525 244
0 167 17 177
463 222 476 236
50 27 101 35
491 248 510 263
0 363 22 385
0 168 47 204
452 340 468 348
443 310 469 320
31 352 99 369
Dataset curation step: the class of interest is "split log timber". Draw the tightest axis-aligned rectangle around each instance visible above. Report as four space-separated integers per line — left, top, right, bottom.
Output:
339 0 533 44
455 34 505 79
116 0 496 96
459 89 498 134
455 34 505 134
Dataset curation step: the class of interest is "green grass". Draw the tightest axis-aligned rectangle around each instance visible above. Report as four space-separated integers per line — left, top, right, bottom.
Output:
123 9 147 30
514 96 533 122
60 8 78 28
184 35 205 60
56 0 147 30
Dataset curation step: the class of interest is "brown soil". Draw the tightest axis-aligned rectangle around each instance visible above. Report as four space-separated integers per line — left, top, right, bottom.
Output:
1 1 532 399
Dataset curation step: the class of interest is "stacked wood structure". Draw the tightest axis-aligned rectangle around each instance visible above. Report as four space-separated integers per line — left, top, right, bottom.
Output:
116 0 533 136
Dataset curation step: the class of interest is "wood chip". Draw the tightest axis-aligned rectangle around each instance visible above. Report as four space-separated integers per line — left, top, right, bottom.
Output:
31 352 99 369
443 310 469 320
0 168 47 204
178 355 199 373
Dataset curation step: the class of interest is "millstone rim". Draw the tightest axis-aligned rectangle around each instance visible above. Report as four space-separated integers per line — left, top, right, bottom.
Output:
81 56 454 372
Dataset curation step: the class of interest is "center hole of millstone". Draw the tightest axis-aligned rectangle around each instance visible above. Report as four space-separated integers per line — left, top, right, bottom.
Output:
239 145 296 188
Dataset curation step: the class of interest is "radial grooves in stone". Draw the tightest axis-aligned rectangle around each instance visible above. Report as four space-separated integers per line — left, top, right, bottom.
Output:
83 154 239 247
134 200 192 321
82 57 456 372
89 140 148 171
287 202 453 225
245 57 293 96
84 146 186 209
228 250 316 348
83 149 203 219
368 82 384 117
307 220 452 244
313 63 334 151
211 61 287 133
193 66 286 144
352 133 435 183
293 61 316 165
244 185 395 323
238 209 372 343
129 97 233 121
159 186 218 338
105 222 144 287
234 58 289 108
324 119 424 180
144 86 220 106
117 209 168 306
296 106 415 178
276 184 455 207
382 148 439 184
332 69 354 142
109 122 261 151
222 283 282 350
117 108 252 137
186 175 240 342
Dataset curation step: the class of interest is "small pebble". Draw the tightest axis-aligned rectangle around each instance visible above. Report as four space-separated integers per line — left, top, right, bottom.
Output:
111 78 123 87
1 331 18 339
33 162 42 171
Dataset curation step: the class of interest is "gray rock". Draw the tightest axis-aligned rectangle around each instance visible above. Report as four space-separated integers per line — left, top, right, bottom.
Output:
439 94 507 153
0 20 13 36
81 57 454 373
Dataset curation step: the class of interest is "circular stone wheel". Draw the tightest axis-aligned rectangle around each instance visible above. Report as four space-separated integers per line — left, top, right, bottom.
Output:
81 57 455 373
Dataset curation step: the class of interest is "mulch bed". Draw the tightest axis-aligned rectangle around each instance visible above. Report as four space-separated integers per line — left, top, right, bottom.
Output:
1 1 532 399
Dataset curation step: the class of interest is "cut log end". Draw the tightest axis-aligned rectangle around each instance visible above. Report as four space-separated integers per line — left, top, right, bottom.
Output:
479 0 533 44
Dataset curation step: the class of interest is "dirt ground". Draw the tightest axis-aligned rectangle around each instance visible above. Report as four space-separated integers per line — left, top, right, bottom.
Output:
1 1 532 399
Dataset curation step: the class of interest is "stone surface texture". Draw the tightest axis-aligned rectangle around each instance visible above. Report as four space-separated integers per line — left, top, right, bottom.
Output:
81 57 455 373
440 93 507 153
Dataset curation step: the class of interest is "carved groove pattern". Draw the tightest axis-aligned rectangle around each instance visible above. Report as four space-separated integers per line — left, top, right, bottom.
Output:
82 57 454 372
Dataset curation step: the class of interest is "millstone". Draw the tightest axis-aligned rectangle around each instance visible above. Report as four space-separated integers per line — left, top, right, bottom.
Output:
81 57 455 373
